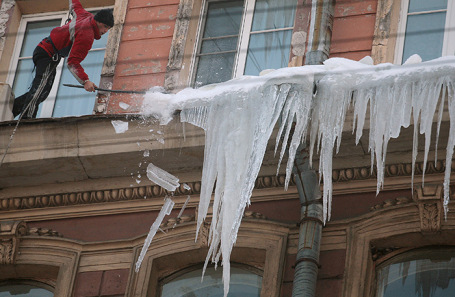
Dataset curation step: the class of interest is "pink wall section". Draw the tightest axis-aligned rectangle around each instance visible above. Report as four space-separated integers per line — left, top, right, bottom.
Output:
108 0 179 114
330 0 377 60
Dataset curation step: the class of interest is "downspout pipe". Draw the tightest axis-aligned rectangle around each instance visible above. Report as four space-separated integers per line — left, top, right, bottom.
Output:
305 0 334 66
292 0 334 296
291 144 323 297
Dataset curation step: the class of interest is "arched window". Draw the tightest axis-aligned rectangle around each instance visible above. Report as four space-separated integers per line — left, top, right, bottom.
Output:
0 280 53 297
376 247 455 297
160 265 262 297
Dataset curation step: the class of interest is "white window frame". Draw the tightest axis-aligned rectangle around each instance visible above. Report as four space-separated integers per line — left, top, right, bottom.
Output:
190 0 295 86
7 12 67 118
7 7 111 118
394 0 455 64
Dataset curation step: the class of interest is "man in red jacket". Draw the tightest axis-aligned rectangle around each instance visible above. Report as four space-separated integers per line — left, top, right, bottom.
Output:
12 0 114 119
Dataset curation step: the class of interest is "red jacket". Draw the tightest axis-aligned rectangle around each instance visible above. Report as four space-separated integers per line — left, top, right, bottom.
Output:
38 0 101 84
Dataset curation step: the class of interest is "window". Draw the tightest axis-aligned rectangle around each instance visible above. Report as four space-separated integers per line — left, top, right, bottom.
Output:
160 266 262 297
7 9 110 118
395 0 455 63
193 0 297 87
376 248 455 297
0 282 53 297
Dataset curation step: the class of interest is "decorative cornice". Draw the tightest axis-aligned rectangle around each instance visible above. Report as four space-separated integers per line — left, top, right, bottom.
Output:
1 161 452 212
413 184 444 233
332 160 449 183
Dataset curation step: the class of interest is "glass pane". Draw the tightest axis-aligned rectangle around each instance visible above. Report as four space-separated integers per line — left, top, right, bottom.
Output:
0 285 53 297
12 58 34 99
244 29 292 76
203 1 243 38
161 267 262 297
20 20 61 57
408 0 447 13
402 12 446 62
51 50 105 117
377 253 455 297
200 37 238 54
251 0 297 31
194 52 235 87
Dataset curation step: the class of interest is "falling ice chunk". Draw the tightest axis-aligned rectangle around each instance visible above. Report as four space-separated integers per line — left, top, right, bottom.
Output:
111 120 128 134
135 197 174 272
136 179 141 184
143 150 150 157
119 102 130 110
157 138 165 144
183 183 191 191
146 163 180 191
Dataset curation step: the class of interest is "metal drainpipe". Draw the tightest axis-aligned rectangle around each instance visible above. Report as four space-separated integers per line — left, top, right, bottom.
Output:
291 144 323 297
292 0 334 295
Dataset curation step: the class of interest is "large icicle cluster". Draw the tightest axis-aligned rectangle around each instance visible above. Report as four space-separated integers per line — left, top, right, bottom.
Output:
141 56 455 296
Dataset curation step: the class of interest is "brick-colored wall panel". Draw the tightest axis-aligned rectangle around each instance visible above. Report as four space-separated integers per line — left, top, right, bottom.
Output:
128 0 180 9
123 5 178 41
73 271 103 297
100 269 130 296
330 14 376 54
334 0 377 17
115 38 172 77
329 50 372 60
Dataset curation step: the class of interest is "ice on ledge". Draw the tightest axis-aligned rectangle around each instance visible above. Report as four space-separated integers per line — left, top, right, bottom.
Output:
141 55 455 297
111 120 129 134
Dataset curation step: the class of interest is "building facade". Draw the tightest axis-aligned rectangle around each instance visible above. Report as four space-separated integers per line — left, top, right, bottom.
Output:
0 0 454 296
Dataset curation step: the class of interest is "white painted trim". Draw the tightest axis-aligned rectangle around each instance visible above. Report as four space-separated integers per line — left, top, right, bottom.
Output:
234 0 256 77
189 0 209 87
443 0 455 56
394 0 409 64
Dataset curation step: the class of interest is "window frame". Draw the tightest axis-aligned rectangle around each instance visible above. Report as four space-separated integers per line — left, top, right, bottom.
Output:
190 0 295 87
394 0 455 64
6 6 112 118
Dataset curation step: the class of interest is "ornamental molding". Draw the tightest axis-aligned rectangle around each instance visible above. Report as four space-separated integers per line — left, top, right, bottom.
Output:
0 220 26 265
413 184 444 233
1 161 452 212
0 221 63 265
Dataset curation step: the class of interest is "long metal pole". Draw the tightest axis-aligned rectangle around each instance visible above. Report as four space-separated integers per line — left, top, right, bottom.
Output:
63 84 147 94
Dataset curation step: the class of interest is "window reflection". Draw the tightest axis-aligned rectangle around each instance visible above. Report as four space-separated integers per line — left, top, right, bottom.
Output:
376 248 455 297
161 266 262 297
0 284 53 297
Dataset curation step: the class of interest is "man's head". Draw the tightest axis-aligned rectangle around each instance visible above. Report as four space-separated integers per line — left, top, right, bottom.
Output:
94 9 114 35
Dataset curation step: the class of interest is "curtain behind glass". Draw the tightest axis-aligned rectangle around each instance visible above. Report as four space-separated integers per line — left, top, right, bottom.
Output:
244 0 296 75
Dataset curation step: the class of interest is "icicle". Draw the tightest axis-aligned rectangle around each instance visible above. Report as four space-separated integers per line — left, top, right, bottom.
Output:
135 197 174 272
111 120 128 134
139 56 455 296
146 163 180 191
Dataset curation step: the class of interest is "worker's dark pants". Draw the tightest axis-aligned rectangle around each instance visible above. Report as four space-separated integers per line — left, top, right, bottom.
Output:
12 46 60 119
